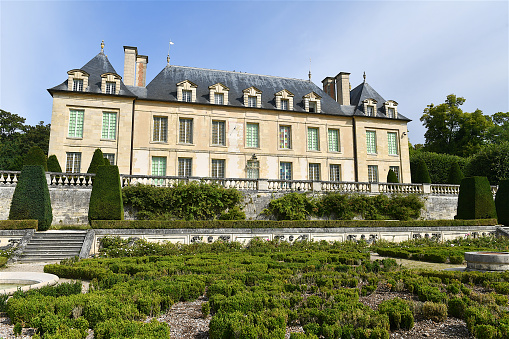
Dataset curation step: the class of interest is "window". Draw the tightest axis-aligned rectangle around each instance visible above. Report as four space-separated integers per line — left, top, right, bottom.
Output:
309 101 317 113
367 105 375 116
214 92 224 105
307 127 319 151
73 79 83 92
211 159 225 178
366 131 377 154
101 112 117 140
178 158 192 177
328 129 339 152
387 107 395 118
179 118 193 144
246 160 259 179
388 132 398 155
330 164 341 182
105 82 116 95
248 96 257 108
246 123 259 148
103 153 115 165
281 99 289 110
389 166 400 182
212 120 226 146
279 125 291 149
65 152 81 173
153 116 168 142
68 110 84 138
368 165 378 183
309 163 320 181
152 157 166 184
280 162 292 180
182 90 192 102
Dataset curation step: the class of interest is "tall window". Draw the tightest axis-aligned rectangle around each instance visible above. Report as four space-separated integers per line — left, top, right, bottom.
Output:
103 153 115 165
153 116 168 142
387 107 396 118
368 165 378 183
248 96 257 108
281 99 289 110
105 82 116 95
367 105 375 116
388 132 398 155
330 164 341 182
309 101 317 113
212 120 226 145
68 110 84 138
309 163 320 181
280 162 292 180
366 131 377 154
178 158 192 177
211 159 225 178
246 160 259 179
179 118 193 143
101 112 117 140
73 79 83 92
389 166 400 182
279 125 291 149
152 157 166 176
328 129 339 152
307 127 319 151
246 123 259 148
65 152 81 173
214 93 224 105
182 90 192 102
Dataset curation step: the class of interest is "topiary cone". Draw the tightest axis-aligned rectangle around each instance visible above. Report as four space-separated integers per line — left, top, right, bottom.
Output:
47 155 62 172
87 149 105 174
495 179 509 225
456 176 497 220
447 162 464 185
88 165 124 223
387 169 399 183
24 146 48 171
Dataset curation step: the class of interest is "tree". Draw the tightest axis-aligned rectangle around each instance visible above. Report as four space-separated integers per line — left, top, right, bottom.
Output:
486 112 509 145
420 95 492 157
24 146 48 171
47 155 62 172
88 165 124 222
411 159 431 183
0 109 25 143
447 162 464 185
87 149 105 174
465 141 509 185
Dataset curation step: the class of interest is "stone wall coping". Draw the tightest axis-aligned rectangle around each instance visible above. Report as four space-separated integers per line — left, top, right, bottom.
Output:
0 230 35 236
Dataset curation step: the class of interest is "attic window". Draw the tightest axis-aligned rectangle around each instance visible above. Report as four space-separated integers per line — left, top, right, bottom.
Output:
215 93 224 105
384 100 398 119
67 69 89 92
275 89 294 110
367 105 375 116
243 87 262 108
177 80 198 103
106 82 116 95
303 92 322 113
363 98 378 117
387 108 395 118
309 101 317 113
73 79 83 92
183 90 192 102
100 73 121 95
248 96 257 108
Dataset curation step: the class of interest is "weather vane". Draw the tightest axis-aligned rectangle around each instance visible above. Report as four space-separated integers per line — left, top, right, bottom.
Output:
167 40 174 65
308 58 312 82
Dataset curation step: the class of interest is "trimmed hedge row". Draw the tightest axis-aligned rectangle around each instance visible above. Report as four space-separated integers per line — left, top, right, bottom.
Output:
90 218 498 229
0 220 37 230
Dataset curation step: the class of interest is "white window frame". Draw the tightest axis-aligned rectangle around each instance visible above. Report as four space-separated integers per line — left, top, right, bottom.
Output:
366 130 377 154
153 116 168 142
328 129 340 152
211 120 226 146
368 165 378 183
246 160 259 179
179 118 193 144
105 81 116 95
101 112 117 140
281 99 289 110
182 90 192 103
68 109 84 138
214 92 224 105
388 132 398 155
178 158 192 177
152 157 167 185
389 166 400 182
280 162 292 180
330 164 341 182
307 127 319 151
248 96 257 108
309 163 320 181
104 153 115 165
65 152 81 173
73 79 83 92
246 123 259 148
279 125 291 149
211 159 225 178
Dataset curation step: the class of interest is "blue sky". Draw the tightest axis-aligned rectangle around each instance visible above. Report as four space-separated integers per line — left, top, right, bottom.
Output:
1 0 507 145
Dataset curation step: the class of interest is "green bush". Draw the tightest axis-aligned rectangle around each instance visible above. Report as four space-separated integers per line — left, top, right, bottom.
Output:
456 177 497 220
94 318 171 338
87 149 105 174
474 324 498 339
9 165 52 231
378 297 414 330
88 166 123 222
218 206 246 220
47 155 62 173
264 193 316 220
495 179 509 226
465 141 509 185
410 151 467 184
411 159 431 183
387 169 399 183
447 162 464 185
420 301 447 322
0 220 37 230
0 257 7 267
23 146 47 171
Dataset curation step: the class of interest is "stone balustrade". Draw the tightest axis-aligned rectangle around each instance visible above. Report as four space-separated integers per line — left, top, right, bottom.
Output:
0 170 499 195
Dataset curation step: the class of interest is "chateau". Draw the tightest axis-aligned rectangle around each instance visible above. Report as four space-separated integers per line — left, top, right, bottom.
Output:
48 43 411 183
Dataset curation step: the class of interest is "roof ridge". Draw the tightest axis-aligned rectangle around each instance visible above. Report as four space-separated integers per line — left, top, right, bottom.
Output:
166 65 312 83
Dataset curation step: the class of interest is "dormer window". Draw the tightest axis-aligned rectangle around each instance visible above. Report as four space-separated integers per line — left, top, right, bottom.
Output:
275 89 294 110
209 83 229 105
100 73 121 95
215 93 224 105
367 105 374 116
73 79 83 92
384 100 398 119
67 69 89 92
177 80 198 102
363 98 378 117
303 92 321 113
243 87 262 108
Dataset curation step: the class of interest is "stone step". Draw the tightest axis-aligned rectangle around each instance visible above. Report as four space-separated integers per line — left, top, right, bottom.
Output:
27 241 85 246
23 248 81 253
20 255 79 262
18 231 88 262
31 235 86 241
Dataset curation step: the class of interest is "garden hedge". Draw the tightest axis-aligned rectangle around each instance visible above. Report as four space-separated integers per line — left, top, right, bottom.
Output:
495 179 509 226
456 177 497 220
90 218 497 229
8 165 52 231
23 146 47 171
0 220 37 230
88 165 123 222
410 151 467 184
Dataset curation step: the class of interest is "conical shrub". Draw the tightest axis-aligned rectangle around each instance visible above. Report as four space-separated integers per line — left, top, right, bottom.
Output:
447 162 464 185
387 169 399 183
88 165 124 222
24 146 47 171
9 165 52 231
47 155 62 172
495 179 509 225
411 159 431 183
456 176 497 220
87 149 105 174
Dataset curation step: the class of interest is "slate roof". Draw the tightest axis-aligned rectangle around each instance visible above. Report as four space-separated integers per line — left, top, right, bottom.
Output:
48 52 135 97
350 82 410 121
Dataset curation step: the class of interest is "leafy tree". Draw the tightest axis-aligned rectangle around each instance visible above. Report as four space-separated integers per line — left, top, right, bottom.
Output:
420 95 492 157
47 155 62 172
486 112 509 145
0 109 25 143
465 141 509 185
87 149 105 174
410 150 467 184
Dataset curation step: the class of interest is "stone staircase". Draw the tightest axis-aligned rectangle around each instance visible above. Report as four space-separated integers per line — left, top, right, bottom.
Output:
19 231 88 262
498 227 509 238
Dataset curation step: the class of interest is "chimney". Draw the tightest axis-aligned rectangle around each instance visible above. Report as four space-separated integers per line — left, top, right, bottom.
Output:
321 77 336 101
335 72 350 106
136 55 148 87
123 46 137 86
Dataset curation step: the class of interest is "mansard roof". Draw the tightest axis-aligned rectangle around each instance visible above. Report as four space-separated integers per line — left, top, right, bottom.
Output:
48 52 135 97
350 82 410 121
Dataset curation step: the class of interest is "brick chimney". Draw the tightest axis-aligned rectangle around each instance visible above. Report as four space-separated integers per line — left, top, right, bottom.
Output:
321 77 336 101
335 72 350 106
136 55 148 87
123 46 137 86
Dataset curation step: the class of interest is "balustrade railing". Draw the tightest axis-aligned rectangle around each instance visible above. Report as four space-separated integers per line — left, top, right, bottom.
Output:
321 181 371 193
0 171 20 186
379 183 424 194
48 172 95 187
267 179 312 191
430 184 460 195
